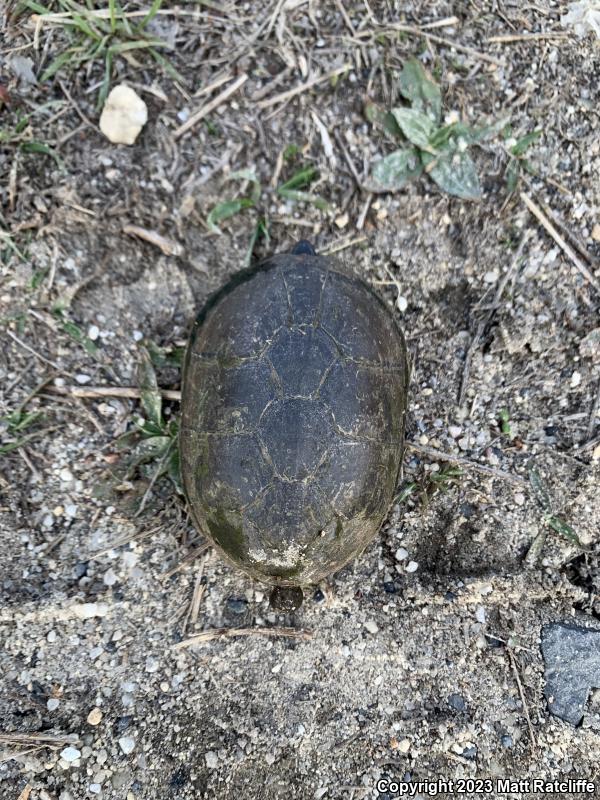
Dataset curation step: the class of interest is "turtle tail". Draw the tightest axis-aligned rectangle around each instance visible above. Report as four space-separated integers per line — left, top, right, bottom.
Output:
292 240 316 256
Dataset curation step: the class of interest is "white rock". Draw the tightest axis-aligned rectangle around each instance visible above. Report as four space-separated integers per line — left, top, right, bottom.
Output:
75 373 92 384
89 784 102 794
99 85 148 145
60 746 81 763
475 606 487 623
87 707 103 726
205 750 218 768
405 560 419 573
395 547 408 561
364 619 379 634
88 325 100 340
103 568 118 587
118 736 135 755
570 370 582 388
47 698 60 711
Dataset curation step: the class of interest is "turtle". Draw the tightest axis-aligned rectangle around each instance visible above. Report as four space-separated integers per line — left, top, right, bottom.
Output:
180 240 409 607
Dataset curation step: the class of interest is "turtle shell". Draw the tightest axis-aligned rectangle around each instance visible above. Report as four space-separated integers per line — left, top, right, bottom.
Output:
180 245 408 586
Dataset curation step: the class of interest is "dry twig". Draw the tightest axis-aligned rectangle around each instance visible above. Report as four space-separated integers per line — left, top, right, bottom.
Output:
122 225 183 256
521 193 600 295
257 64 351 110
174 626 312 649
407 442 526 486
173 73 248 139
507 649 537 750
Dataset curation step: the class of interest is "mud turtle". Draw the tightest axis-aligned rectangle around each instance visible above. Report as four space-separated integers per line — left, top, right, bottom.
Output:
180 241 408 595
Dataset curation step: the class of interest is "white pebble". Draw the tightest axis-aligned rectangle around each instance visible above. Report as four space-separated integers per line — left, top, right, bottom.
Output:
47 630 57 643
75 373 92 385
570 370 582 388
60 746 81 763
65 504 78 518
145 656 159 673
448 425 462 438
118 736 135 755
99 84 147 146
475 606 486 624
396 295 408 313
103 568 118 587
484 270 498 283
364 619 379 634
59 468 74 482
395 547 408 561
205 750 218 768
47 698 60 711
177 107 190 122
87 707 103 726
89 784 101 794
88 325 100 341
133 330 144 342
405 561 419 573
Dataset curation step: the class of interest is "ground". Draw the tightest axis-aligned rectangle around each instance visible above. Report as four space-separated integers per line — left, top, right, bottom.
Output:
1 2 600 799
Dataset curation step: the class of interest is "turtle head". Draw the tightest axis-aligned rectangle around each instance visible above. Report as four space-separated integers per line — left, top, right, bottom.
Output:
291 240 316 256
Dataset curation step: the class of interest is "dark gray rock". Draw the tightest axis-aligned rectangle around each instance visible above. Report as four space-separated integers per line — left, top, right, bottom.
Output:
541 622 600 726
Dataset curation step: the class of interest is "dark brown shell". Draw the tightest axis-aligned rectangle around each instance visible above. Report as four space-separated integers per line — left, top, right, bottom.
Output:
180 247 408 586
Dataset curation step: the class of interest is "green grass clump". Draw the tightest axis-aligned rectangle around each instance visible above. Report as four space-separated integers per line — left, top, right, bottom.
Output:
20 0 182 108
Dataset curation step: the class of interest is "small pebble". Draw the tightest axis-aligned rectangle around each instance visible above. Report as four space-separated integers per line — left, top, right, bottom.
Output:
395 547 408 561
60 746 81 763
47 630 57 643
570 370 581 388
118 736 135 755
87 707 103 726
47 698 60 711
103 568 118 587
89 784 102 794
226 597 247 615
405 561 419 573
475 606 486 624
447 693 466 711
59 468 74 482
88 325 100 340
75 373 92 385
204 751 218 768
396 295 408 313
364 619 379 634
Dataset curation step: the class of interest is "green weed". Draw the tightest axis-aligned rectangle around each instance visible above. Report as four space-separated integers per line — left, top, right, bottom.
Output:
365 57 507 200
113 346 181 508
525 468 584 565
